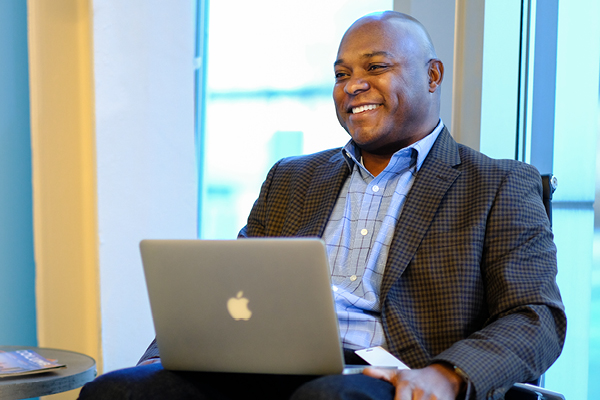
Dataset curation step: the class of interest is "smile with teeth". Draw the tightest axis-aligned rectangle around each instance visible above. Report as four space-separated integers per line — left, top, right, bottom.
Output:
351 104 381 114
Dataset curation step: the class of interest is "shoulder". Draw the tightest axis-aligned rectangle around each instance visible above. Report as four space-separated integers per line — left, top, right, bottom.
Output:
456 143 542 185
428 128 542 188
267 148 346 179
256 147 348 202
275 148 344 169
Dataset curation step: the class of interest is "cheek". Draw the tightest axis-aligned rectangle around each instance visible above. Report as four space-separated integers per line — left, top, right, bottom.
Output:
332 92 347 120
388 86 414 113
334 107 345 125
332 100 347 127
332 87 344 108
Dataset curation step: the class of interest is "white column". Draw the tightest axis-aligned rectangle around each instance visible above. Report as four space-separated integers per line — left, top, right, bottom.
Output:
92 0 198 372
30 0 198 382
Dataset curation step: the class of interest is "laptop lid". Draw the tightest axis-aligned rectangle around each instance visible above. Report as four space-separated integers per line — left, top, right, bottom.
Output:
140 238 346 375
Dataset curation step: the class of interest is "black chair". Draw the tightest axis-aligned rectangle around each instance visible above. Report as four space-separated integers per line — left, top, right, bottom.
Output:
541 174 558 226
508 382 565 400
505 174 564 400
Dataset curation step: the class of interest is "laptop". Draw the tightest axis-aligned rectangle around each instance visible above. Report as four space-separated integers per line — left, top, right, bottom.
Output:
140 238 364 375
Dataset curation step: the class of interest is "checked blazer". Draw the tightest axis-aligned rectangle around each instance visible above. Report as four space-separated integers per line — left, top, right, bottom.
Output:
238 127 566 400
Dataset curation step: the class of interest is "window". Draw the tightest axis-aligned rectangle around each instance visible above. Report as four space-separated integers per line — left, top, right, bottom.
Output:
195 2 600 398
198 0 392 239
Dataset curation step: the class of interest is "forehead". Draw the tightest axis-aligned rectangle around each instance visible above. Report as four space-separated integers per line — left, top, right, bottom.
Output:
336 19 420 62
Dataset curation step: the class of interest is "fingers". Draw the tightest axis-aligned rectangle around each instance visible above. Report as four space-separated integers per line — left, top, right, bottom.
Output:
363 368 410 400
362 366 399 383
363 366 460 400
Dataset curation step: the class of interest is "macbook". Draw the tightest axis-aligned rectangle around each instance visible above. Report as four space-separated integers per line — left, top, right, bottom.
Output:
140 238 361 375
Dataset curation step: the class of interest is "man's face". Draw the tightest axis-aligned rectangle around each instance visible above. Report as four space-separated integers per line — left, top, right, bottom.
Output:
333 19 435 155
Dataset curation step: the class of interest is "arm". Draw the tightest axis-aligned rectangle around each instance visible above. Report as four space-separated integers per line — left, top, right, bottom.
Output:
432 163 565 398
137 163 282 367
368 162 565 399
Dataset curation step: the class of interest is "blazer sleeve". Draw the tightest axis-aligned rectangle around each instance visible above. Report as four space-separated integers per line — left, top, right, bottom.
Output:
138 162 280 365
137 337 160 365
431 162 566 399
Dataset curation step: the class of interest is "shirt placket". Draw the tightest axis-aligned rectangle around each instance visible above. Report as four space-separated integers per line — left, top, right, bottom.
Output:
345 175 384 293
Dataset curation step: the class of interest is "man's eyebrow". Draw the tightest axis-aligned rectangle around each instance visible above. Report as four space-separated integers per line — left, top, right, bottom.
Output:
363 51 394 59
334 51 394 67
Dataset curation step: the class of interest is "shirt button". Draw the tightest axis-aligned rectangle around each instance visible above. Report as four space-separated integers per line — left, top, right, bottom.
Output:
372 185 380 192
350 275 357 282
332 285 338 292
361 229 368 236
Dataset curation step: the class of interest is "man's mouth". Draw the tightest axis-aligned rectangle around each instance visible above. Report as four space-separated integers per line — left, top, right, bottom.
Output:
351 104 381 114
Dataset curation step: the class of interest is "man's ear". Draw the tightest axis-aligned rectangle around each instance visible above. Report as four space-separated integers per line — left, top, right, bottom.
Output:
428 59 444 92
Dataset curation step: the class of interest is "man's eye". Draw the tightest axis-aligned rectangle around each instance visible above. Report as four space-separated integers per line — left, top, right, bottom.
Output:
369 65 386 71
335 72 348 79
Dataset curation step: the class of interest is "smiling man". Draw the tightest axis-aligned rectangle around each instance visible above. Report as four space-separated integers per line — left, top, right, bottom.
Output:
332 13 442 176
79 11 565 400
240 11 565 400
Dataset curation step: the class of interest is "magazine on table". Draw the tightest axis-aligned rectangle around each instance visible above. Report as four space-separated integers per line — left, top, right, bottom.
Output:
0 349 66 378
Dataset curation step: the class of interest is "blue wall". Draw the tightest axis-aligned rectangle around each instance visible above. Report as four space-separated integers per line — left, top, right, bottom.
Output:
0 1 37 346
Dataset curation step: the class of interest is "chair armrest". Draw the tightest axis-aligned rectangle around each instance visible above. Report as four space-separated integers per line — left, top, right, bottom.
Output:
511 383 565 400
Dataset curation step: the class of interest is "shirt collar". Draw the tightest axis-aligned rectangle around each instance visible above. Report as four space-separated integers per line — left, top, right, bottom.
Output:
342 119 445 174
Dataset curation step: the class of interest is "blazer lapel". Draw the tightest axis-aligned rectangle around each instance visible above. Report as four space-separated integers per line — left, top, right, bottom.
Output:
381 128 462 299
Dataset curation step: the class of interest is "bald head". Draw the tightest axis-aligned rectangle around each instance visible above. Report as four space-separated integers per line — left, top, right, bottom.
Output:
332 11 444 165
343 11 437 60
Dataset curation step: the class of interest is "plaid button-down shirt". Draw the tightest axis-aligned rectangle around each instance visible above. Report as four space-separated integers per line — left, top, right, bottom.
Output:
323 121 443 350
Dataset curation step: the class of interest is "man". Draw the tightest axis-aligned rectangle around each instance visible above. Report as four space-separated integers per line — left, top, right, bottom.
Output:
79 11 565 400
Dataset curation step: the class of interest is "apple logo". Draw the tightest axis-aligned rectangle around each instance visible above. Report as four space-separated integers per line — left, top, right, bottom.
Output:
227 291 252 321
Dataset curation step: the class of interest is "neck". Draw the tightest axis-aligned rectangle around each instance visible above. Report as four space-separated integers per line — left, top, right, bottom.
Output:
361 152 392 177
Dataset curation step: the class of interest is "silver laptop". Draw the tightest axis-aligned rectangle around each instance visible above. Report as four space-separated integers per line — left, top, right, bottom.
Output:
140 238 359 375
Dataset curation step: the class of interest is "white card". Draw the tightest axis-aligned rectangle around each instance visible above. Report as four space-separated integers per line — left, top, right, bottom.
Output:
355 346 410 369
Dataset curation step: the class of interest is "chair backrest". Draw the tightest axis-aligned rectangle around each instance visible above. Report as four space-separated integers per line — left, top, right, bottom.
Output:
507 174 558 398
541 174 557 226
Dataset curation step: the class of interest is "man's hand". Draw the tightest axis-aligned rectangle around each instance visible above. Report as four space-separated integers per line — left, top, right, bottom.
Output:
363 363 465 400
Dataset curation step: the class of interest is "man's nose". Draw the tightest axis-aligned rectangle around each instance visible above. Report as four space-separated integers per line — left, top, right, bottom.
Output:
344 75 370 95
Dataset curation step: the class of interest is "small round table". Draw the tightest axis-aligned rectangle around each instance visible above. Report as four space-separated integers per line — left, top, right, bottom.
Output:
0 346 96 400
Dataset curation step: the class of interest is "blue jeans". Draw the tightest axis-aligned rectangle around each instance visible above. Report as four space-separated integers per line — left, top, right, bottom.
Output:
77 363 395 400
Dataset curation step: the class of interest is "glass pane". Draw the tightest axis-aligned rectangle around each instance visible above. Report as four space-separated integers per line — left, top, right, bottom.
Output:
200 0 392 239
592 106 600 398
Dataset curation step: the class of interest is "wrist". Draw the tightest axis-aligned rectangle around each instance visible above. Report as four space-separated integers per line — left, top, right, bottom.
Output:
452 365 469 397
430 362 467 398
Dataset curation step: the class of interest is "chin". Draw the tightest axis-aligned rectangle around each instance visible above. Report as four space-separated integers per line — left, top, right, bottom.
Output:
350 139 383 154
349 130 384 148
